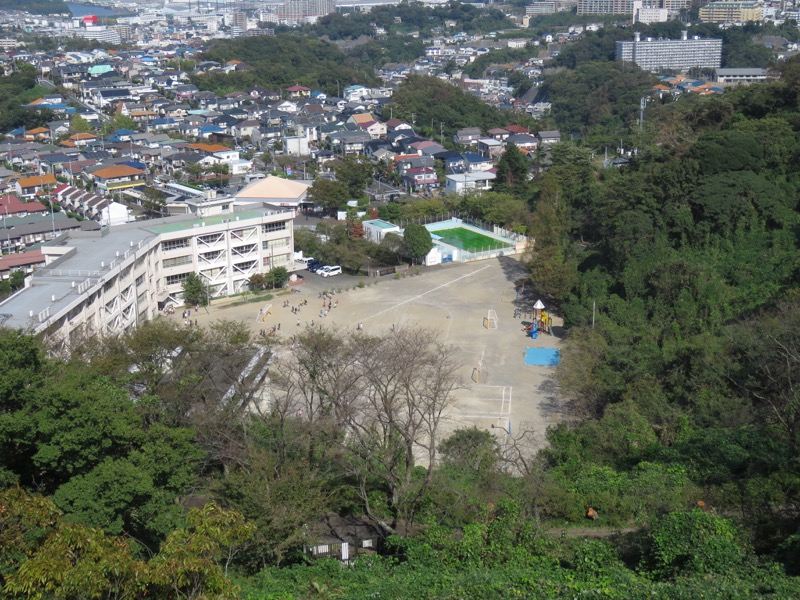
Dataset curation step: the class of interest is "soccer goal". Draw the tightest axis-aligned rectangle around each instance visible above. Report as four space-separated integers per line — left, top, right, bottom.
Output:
484 309 498 330
256 304 273 322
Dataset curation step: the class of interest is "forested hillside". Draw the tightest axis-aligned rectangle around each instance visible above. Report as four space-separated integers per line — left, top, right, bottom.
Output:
190 34 380 96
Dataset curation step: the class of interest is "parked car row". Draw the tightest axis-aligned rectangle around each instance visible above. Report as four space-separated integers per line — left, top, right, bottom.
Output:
305 259 342 277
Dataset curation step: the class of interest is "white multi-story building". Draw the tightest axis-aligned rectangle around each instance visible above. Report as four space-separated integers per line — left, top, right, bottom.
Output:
278 0 335 24
616 31 722 72
0 208 295 349
74 27 122 45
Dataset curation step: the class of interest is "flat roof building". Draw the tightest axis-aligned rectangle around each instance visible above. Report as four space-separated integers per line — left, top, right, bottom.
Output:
714 67 770 85
578 0 632 14
699 1 763 23
616 31 722 72
0 208 295 350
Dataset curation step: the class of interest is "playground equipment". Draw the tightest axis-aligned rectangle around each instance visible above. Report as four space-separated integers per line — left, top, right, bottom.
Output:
522 299 554 337
484 309 498 329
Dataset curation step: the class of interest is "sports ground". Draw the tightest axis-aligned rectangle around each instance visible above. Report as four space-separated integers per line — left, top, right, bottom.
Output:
178 256 565 452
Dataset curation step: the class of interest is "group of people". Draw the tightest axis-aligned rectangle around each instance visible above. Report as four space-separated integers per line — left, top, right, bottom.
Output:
284 299 308 310
259 324 280 336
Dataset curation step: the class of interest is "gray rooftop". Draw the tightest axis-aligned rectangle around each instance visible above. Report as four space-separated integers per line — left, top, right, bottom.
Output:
0 208 288 331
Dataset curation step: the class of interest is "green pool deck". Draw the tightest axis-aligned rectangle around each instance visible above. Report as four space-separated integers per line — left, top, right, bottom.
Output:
146 210 268 234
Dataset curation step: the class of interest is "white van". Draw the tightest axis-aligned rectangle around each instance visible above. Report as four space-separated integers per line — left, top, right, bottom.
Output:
320 266 342 277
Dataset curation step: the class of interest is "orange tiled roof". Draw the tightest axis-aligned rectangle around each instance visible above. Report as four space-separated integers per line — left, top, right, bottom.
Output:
69 132 97 141
17 174 57 188
26 127 49 135
93 165 145 179
188 143 231 153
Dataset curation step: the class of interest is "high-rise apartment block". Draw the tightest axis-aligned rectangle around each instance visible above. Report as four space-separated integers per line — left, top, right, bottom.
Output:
579 0 689 15
699 1 763 23
277 0 335 24
615 31 722 72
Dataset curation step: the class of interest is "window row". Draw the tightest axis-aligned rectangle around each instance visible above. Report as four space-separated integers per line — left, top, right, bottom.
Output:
262 221 288 233
166 272 190 286
162 238 189 251
162 255 193 269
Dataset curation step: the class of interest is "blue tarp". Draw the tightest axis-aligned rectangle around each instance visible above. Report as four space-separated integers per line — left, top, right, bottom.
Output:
523 348 560 367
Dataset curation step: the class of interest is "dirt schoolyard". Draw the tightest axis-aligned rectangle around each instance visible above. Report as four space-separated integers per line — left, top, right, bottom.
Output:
178 256 565 445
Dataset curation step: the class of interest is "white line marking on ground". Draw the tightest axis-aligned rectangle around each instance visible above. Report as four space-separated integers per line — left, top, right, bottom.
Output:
363 264 493 321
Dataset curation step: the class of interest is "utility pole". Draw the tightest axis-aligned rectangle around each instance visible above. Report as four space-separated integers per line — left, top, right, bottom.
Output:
639 96 646 131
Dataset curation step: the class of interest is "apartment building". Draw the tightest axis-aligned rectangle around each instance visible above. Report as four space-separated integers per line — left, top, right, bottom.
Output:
0 208 295 349
699 1 763 23
578 0 632 15
616 31 722 72
277 0 336 24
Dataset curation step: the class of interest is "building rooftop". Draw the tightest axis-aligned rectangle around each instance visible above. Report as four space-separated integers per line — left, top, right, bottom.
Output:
147 209 270 234
0 209 292 331
93 165 145 179
234 175 310 202
364 219 399 230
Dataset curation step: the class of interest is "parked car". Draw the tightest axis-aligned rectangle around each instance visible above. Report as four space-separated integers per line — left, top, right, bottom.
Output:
320 266 342 277
315 265 332 275
296 256 315 264
306 260 321 272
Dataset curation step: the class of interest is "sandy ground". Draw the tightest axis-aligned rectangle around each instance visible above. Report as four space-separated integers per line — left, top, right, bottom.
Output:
172 256 565 447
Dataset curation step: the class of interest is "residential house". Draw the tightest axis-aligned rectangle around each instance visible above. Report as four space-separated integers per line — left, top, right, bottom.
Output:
453 127 482 146
15 174 57 198
91 165 146 192
385 119 414 133
463 152 493 172
1 215 98 251
328 130 372 155
66 132 99 148
504 134 538 151
24 127 51 142
286 84 311 99
445 171 496 194
477 138 504 159
487 127 511 141
348 113 387 139
537 130 561 144
0 194 47 217
410 140 447 156
343 85 370 102
394 154 435 176
0 250 46 278
403 166 439 193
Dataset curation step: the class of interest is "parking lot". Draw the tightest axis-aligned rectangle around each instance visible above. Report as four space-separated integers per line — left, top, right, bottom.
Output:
182 256 565 448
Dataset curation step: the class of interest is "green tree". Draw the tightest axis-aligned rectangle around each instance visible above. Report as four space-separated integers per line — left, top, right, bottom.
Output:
149 503 254 599
645 509 746 579
439 427 501 473
265 266 290 289
69 115 93 134
333 156 373 198
307 178 348 216
182 272 211 307
493 143 530 197
403 223 433 264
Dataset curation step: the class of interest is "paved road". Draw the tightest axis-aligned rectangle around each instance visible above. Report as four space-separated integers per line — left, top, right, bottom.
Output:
38 78 109 123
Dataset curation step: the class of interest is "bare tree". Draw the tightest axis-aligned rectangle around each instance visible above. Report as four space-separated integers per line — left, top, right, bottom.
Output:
274 325 462 533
